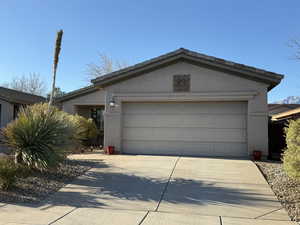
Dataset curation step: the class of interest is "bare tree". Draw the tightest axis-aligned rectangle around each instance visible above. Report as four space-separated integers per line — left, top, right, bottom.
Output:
3 73 46 96
46 87 66 100
49 30 63 106
289 39 300 60
86 53 128 80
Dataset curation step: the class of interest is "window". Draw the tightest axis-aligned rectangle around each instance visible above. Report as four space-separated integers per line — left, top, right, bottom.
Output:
173 74 190 92
13 104 21 120
90 107 104 132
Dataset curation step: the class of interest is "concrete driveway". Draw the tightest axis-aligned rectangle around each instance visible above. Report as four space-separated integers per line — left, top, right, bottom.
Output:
0 154 296 225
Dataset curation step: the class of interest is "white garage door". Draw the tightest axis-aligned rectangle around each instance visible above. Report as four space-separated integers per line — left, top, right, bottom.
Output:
122 102 247 157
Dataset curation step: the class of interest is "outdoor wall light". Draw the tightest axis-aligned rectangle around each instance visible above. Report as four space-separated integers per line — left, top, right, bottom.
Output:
109 100 116 107
109 96 118 108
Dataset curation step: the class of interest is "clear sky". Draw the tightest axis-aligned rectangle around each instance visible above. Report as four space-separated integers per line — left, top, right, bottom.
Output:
0 0 299 102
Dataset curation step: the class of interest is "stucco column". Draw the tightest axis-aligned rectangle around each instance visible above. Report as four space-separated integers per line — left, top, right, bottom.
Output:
247 89 269 157
103 93 122 152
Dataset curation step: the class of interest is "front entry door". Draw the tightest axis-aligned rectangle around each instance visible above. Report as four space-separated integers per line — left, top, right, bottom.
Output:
90 107 104 146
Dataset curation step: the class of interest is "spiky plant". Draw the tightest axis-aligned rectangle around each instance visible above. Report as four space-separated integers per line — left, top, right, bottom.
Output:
69 115 98 146
0 158 19 190
49 29 63 106
2 103 74 170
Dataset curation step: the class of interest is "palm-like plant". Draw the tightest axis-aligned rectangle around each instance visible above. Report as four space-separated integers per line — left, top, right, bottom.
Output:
49 30 63 106
2 103 74 170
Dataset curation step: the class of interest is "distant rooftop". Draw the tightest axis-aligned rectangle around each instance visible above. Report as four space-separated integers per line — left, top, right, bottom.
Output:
0 86 46 104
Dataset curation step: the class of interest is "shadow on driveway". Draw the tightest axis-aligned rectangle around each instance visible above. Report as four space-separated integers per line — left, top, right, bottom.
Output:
38 166 279 209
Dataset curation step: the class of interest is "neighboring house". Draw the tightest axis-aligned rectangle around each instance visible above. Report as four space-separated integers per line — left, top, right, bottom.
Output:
271 107 300 121
268 104 300 116
0 87 45 128
57 48 283 158
269 107 300 160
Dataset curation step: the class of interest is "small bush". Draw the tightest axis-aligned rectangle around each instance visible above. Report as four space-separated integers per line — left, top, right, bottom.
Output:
0 158 18 190
283 119 300 180
69 115 98 146
2 103 75 170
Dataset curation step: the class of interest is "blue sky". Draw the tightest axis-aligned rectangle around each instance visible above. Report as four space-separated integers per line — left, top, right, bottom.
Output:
0 0 299 102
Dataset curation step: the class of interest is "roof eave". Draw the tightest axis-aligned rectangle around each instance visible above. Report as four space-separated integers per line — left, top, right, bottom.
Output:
55 85 100 103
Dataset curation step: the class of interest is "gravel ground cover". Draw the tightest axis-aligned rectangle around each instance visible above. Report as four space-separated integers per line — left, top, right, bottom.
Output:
256 160 300 222
0 159 96 204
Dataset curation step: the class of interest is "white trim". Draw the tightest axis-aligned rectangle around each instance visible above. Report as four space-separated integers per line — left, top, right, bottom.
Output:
113 91 257 102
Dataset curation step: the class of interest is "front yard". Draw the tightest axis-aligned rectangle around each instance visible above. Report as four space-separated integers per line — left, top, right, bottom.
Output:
0 159 95 203
256 161 300 222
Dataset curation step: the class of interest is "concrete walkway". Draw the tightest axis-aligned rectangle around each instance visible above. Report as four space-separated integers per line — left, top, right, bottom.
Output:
0 154 297 225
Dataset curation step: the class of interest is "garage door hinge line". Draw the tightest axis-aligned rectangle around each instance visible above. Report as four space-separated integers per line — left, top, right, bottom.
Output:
155 156 181 212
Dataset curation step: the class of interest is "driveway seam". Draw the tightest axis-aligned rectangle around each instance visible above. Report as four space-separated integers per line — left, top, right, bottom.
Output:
138 211 150 225
155 156 180 212
254 206 284 219
48 207 78 225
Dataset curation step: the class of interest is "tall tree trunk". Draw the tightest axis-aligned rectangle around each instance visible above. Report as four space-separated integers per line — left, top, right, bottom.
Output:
49 30 63 106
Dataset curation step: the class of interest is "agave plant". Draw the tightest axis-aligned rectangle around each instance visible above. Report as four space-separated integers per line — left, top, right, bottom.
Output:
2 103 74 170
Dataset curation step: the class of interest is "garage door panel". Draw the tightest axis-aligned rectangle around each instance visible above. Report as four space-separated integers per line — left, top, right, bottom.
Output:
123 102 247 115
123 140 247 157
123 114 246 129
122 102 247 157
123 127 246 142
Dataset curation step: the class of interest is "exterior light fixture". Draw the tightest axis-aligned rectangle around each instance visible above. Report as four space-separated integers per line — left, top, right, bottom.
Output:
109 100 116 107
109 96 118 108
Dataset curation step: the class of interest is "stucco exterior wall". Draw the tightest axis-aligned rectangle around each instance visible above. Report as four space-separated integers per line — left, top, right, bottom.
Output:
61 89 106 114
104 61 270 157
0 99 14 128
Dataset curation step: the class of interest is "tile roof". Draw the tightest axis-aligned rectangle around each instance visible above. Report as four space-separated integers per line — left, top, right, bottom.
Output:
57 48 285 102
91 48 284 90
55 85 99 102
268 104 300 110
0 86 45 104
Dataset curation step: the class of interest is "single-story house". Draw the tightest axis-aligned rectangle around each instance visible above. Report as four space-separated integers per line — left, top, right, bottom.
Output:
268 107 300 159
0 87 45 128
272 107 300 121
268 104 300 116
57 48 283 158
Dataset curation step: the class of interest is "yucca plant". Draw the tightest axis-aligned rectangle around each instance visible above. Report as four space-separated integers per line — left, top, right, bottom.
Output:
2 103 75 170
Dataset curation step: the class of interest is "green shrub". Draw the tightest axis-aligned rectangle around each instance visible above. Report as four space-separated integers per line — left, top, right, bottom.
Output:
69 115 98 146
0 157 18 190
2 103 75 170
283 119 300 180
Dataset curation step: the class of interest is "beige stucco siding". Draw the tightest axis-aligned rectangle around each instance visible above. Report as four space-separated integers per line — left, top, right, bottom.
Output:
104 61 270 157
0 99 14 128
61 89 106 114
